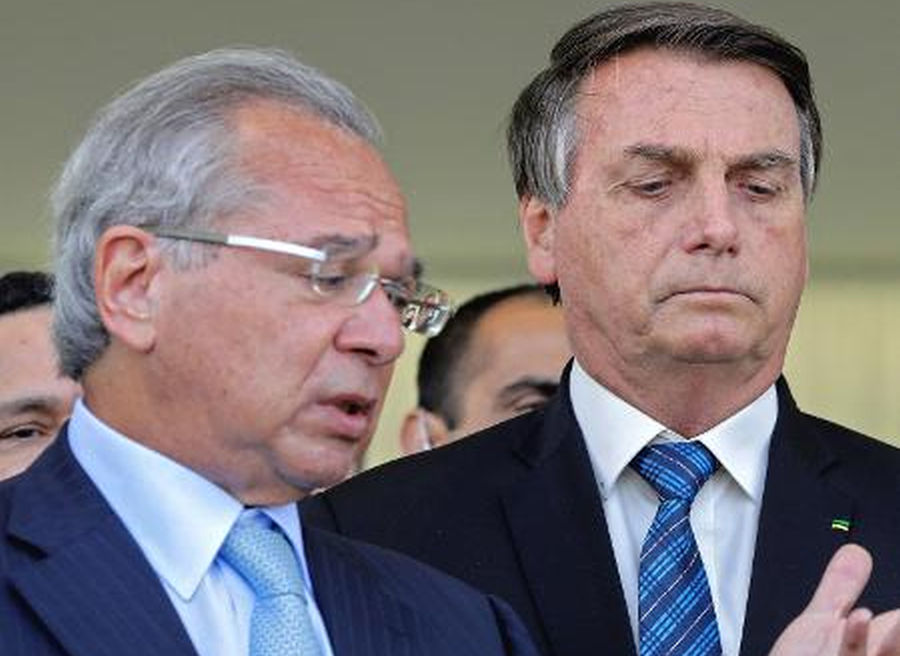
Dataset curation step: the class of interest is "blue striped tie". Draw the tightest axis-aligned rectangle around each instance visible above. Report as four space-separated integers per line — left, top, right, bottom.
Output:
631 441 722 656
220 516 324 656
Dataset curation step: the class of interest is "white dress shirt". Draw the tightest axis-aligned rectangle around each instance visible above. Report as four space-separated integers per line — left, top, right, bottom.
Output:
570 360 776 656
68 399 335 656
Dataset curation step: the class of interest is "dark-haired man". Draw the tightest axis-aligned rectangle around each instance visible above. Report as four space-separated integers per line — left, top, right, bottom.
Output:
0 271 80 480
400 284 569 454
304 4 900 655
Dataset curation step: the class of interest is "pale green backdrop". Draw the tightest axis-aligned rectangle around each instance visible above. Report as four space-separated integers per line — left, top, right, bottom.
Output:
2 0 897 466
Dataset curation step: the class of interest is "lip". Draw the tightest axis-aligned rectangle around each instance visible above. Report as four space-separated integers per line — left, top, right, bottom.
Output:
661 287 753 302
316 394 377 440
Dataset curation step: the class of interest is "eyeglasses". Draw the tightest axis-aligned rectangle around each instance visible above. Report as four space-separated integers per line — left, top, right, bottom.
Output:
143 226 454 336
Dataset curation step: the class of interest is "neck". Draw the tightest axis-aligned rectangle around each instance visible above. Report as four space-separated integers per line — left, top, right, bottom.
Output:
83 348 309 506
582 357 781 437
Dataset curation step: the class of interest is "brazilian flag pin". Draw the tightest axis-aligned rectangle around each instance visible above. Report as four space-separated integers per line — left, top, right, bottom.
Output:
830 518 851 532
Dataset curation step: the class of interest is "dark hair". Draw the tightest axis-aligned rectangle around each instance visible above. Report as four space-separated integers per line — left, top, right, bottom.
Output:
418 284 549 429
507 2 822 303
0 271 54 316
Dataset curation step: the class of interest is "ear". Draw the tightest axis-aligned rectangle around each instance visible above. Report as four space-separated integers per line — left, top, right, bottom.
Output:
519 195 558 285
94 225 162 354
399 408 450 455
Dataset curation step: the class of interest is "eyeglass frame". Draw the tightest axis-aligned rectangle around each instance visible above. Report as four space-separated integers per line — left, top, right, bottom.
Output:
140 225 454 337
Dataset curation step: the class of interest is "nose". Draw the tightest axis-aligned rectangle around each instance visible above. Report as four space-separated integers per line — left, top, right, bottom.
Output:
335 284 405 366
682 180 740 256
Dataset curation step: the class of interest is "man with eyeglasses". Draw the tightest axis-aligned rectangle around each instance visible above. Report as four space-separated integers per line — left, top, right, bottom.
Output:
0 49 534 656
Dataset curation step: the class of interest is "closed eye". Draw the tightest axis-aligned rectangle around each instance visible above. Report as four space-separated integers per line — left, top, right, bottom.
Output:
630 179 671 197
309 272 350 293
739 178 783 201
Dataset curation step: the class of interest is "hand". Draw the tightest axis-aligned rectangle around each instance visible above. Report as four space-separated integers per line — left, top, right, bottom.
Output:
769 544 900 656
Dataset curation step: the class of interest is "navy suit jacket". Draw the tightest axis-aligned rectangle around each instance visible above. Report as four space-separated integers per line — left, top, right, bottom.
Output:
303 374 900 656
0 431 539 656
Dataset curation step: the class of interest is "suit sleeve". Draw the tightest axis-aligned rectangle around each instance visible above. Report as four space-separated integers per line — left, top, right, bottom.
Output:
487 594 542 656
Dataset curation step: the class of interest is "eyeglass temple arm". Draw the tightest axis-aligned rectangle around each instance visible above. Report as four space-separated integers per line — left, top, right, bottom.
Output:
143 226 327 262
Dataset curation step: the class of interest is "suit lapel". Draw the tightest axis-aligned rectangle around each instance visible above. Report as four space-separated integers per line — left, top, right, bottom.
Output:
740 380 853 656
500 379 637 656
305 526 414 656
6 430 197 656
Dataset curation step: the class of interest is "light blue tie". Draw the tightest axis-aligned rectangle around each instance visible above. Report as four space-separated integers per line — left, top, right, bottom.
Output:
632 441 722 656
220 516 323 656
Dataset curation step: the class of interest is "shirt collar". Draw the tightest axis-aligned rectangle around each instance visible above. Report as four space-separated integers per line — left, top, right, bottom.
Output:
67 399 312 600
570 359 776 502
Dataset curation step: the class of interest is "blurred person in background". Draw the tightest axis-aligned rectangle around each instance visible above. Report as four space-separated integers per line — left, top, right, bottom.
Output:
0 271 80 480
400 284 569 454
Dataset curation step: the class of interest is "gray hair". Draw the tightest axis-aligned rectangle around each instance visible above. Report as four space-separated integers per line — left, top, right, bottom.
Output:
508 2 822 211
52 47 382 379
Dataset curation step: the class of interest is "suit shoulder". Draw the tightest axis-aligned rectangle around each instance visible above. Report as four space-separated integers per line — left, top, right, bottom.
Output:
304 526 538 655
302 409 544 531
797 411 900 497
802 411 900 465
308 524 484 596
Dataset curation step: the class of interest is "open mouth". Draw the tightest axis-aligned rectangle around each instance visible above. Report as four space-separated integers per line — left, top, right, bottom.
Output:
333 396 375 417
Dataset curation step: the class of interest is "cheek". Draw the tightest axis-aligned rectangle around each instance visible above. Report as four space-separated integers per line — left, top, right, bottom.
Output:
261 317 342 386
0 437 53 473
760 219 808 302
555 220 649 314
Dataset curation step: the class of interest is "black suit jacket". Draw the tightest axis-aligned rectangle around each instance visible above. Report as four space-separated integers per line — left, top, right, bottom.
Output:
0 431 539 656
303 375 900 656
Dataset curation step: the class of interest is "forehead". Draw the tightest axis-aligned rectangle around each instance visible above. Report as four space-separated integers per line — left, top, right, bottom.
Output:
470 297 568 368
0 307 59 394
226 101 410 252
574 48 799 159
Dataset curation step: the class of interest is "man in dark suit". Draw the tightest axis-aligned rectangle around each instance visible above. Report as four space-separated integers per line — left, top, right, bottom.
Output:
0 48 536 656
303 4 900 656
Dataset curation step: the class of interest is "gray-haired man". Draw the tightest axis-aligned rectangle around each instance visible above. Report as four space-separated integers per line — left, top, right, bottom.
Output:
0 48 535 656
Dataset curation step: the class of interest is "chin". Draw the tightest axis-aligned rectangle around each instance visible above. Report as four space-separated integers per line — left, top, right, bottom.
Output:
303 458 360 490
663 329 755 364
672 341 753 364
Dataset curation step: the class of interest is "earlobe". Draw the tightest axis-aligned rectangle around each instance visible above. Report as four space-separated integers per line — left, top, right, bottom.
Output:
94 225 161 353
399 409 450 455
519 196 558 285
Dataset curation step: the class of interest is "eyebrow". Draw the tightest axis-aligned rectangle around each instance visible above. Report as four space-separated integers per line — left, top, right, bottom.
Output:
729 150 797 172
497 378 560 404
623 143 695 169
304 232 379 258
0 395 62 418
623 143 798 172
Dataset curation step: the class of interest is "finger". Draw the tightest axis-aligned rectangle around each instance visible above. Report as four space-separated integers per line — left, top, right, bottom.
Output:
838 608 872 656
805 544 873 616
870 609 900 656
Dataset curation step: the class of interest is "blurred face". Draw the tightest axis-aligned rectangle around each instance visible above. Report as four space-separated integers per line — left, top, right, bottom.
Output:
151 102 411 503
525 49 808 393
451 296 569 438
0 306 80 479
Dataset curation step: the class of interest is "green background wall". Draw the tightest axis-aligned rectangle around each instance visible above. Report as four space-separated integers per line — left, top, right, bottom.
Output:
2 0 897 466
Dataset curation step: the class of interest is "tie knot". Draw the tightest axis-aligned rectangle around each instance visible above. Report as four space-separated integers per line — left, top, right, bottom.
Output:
631 441 717 502
220 516 305 600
